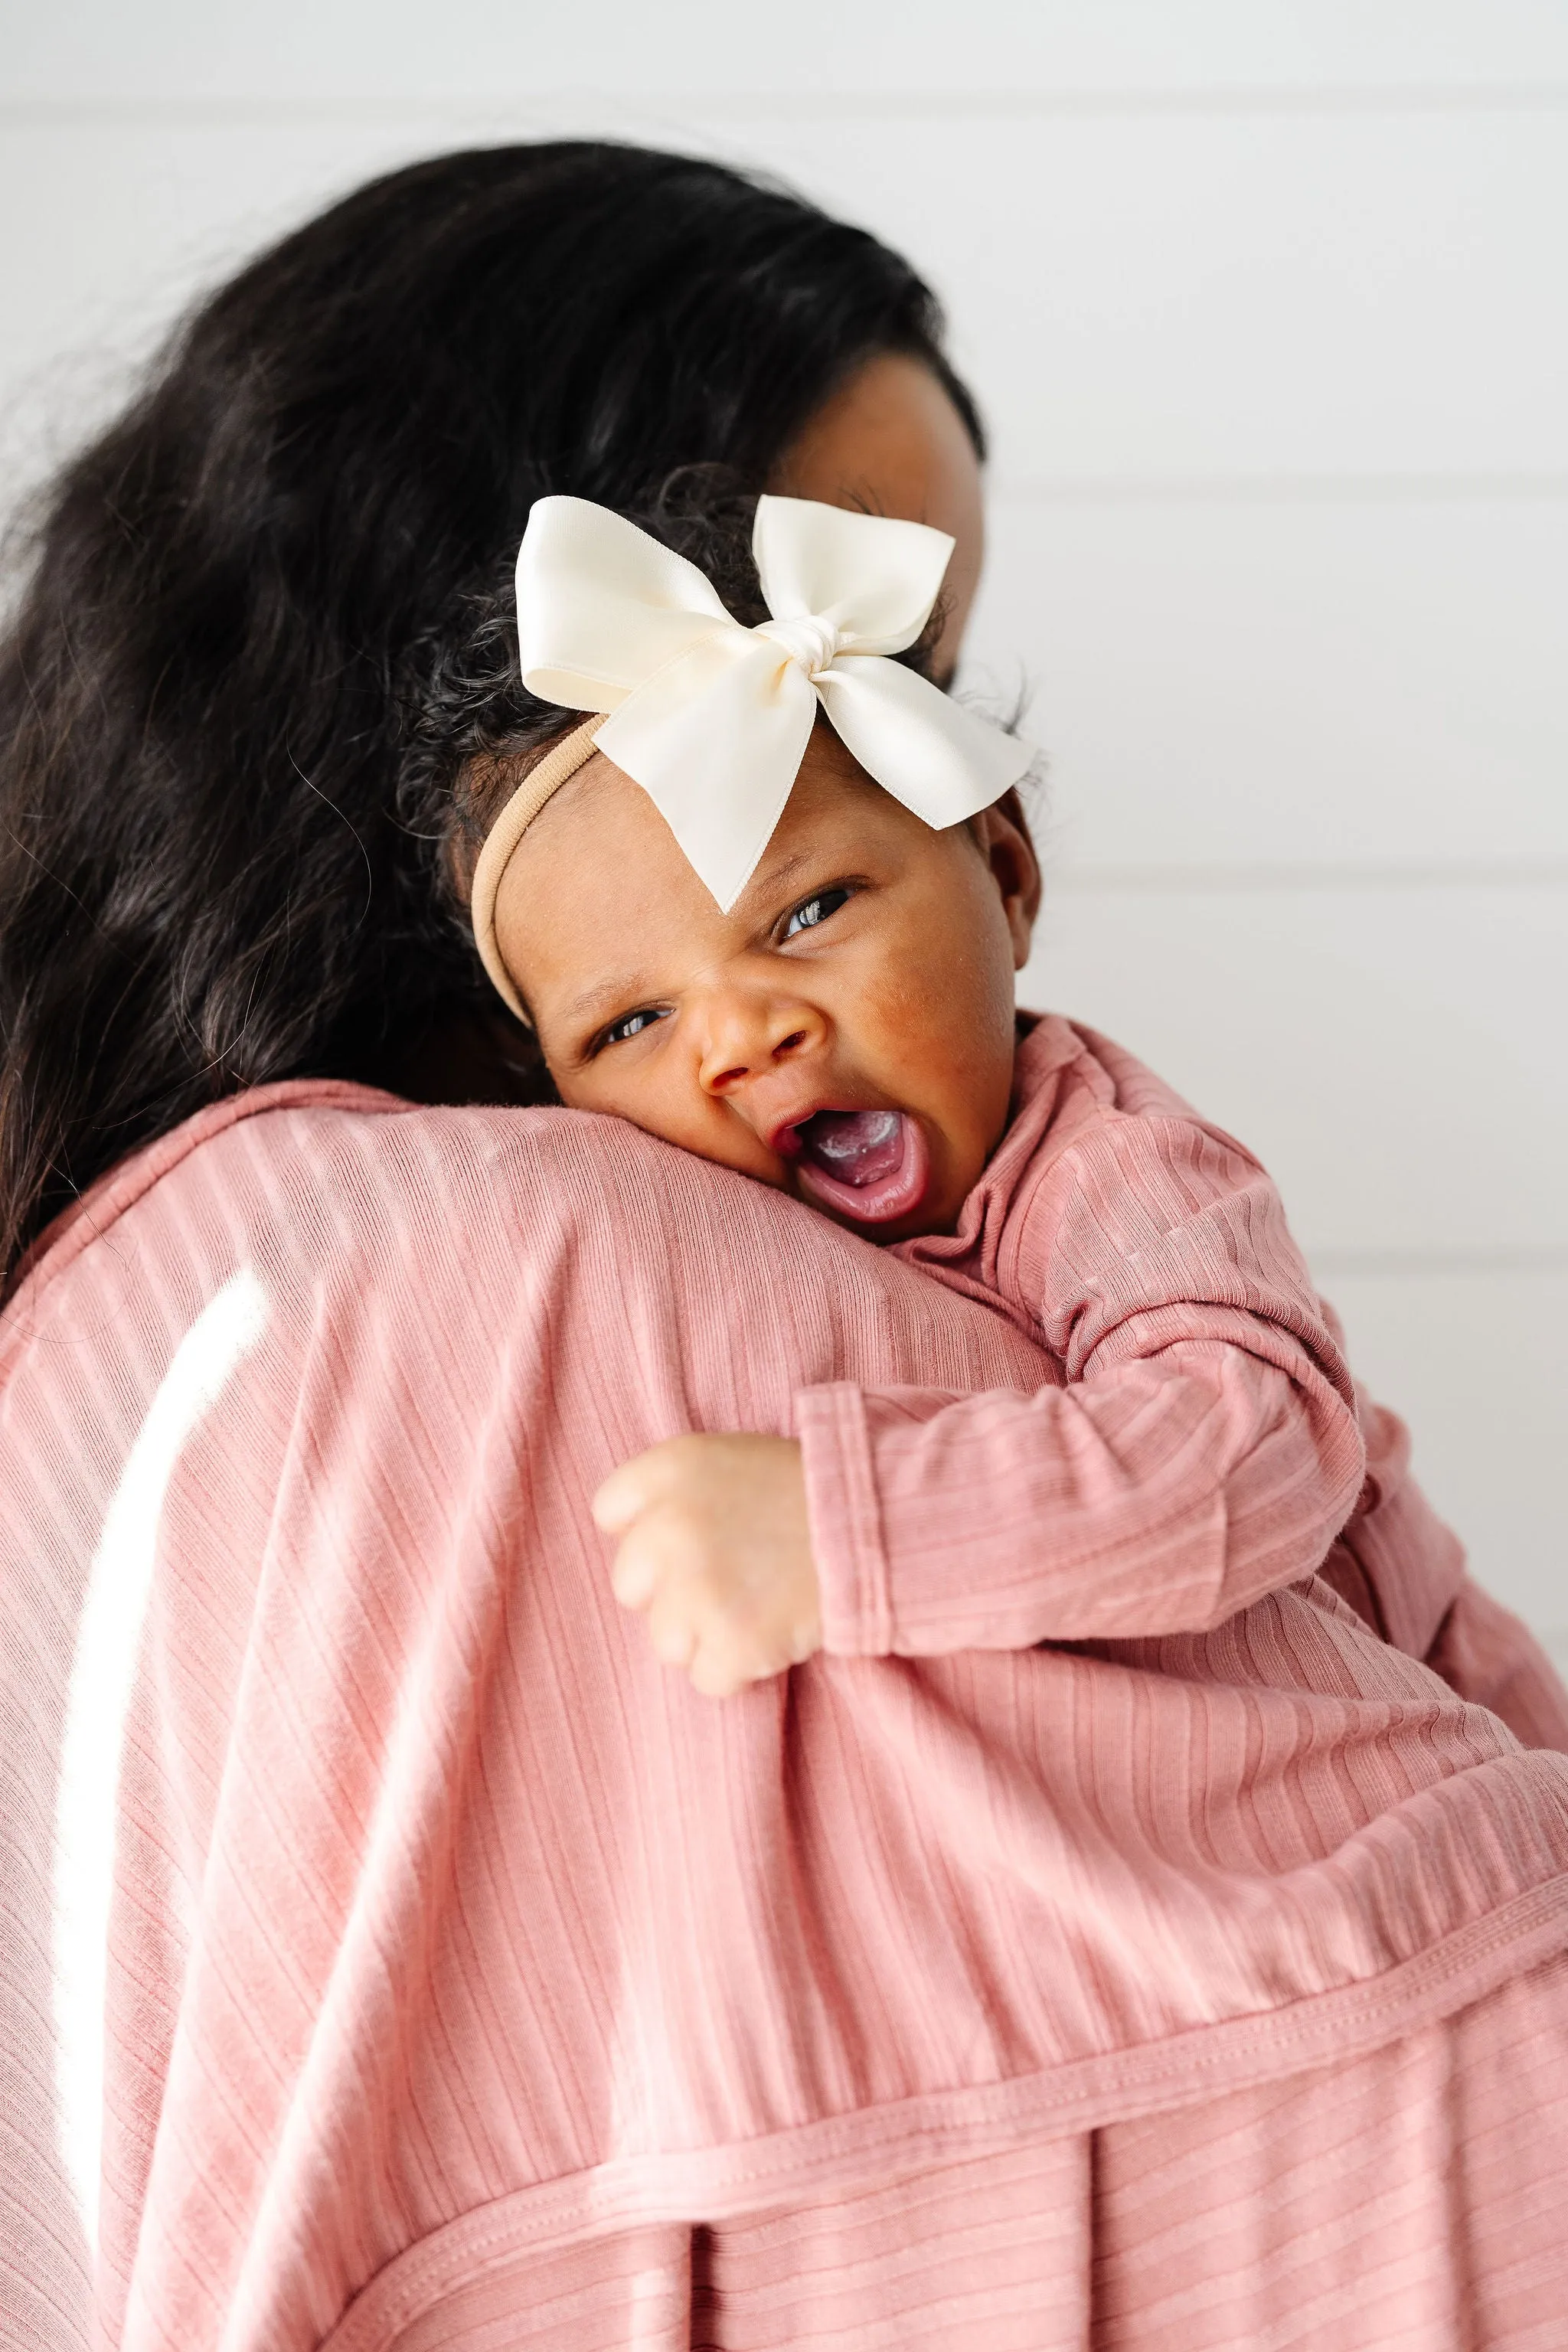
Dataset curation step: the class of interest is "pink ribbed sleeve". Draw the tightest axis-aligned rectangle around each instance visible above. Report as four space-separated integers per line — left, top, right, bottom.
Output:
799 1064 1366 1657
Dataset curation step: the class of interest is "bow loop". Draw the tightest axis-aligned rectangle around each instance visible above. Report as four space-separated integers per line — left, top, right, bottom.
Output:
513 492 1031 912
515 495 736 712
752 495 952 655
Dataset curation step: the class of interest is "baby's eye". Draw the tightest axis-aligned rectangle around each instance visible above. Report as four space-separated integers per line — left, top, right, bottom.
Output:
600 1006 667 1050
782 886 852 940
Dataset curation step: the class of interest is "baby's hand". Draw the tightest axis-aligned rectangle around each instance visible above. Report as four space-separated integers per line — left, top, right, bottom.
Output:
592 1434 822 1699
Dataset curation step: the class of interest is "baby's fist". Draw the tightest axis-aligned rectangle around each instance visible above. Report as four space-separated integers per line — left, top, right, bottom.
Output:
592 1433 822 1698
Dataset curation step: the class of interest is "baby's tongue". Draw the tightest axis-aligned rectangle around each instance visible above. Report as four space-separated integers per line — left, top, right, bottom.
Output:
795 1109 906 1189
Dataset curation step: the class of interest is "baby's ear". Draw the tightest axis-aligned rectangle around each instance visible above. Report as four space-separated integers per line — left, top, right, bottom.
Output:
972 790 1041 968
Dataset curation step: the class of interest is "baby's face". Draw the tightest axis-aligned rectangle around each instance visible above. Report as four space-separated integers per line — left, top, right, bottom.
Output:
495 724 1038 1241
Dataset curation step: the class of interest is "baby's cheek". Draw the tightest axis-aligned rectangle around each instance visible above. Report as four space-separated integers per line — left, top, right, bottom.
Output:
854 946 947 1041
919 991 1016 1163
599 1083 786 1187
864 953 1005 1096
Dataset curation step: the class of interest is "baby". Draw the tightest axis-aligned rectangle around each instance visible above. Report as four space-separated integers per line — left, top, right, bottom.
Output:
457 492 1367 1696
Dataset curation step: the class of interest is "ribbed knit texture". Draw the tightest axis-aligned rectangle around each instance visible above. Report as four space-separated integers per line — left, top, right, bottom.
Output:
4 1021 1568 2348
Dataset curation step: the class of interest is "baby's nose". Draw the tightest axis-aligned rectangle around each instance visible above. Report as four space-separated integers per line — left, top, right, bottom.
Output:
697 995 823 1095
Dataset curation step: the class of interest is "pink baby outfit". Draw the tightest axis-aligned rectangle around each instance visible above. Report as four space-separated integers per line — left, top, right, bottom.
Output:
802 1014 1568 1742
2 1046 1567 2352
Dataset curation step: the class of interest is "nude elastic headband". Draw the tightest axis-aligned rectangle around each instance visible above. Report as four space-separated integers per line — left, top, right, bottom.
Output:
470 713 606 1024
468 492 1030 1024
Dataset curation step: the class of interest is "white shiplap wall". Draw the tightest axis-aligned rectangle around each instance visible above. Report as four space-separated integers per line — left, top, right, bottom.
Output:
2 1 1565 1637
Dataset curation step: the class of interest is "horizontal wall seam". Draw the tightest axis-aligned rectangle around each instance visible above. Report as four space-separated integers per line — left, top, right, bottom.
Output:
995 475 1568 506
1045 864 1568 894
1310 1250 1568 1279
2 85 1568 129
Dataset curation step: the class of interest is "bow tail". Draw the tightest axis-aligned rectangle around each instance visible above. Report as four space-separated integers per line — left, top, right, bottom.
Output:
815 662 1033 831
595 633 820 913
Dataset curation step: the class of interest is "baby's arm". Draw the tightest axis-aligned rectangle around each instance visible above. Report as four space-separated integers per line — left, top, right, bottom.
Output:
599 1111 1365 1690
797 1111 1364 1656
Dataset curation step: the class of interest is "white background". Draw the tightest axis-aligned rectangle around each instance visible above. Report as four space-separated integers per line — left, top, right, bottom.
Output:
2 2 1564 1642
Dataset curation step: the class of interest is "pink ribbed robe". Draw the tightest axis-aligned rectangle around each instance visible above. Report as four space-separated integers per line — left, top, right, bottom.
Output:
5 1018 1568 2350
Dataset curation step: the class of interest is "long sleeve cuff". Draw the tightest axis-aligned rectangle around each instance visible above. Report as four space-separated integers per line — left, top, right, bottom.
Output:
794 1382 893 1656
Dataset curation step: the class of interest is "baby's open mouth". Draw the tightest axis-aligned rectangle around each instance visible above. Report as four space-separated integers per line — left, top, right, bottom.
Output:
787 1107 930 1227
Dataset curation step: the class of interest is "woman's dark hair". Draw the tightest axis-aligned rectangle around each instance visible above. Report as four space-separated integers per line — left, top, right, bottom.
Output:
0 140 981 1282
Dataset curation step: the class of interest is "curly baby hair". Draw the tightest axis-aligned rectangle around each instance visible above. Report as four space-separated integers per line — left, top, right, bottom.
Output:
0 141 982 1286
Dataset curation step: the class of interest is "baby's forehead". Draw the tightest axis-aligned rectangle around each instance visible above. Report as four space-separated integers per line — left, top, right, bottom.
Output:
510 745 666 870
552 724 884 837
521 719 892 874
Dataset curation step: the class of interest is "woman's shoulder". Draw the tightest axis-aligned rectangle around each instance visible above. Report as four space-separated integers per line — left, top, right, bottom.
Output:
15 1080 393 1282
4 1082 713 1365
10 1080 411 1308
8 1080 1040 1383
16 1081 705 1289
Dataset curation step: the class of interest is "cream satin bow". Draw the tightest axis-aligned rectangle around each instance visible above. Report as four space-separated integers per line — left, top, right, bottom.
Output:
511 492 1031 915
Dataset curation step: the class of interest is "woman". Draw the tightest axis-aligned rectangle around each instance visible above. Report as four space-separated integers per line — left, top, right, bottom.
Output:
0 139 982 1244
4 145 1567 2351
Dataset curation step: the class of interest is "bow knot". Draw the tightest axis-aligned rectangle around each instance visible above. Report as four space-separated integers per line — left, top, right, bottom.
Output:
756 611 843 681
513 493 1031 912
